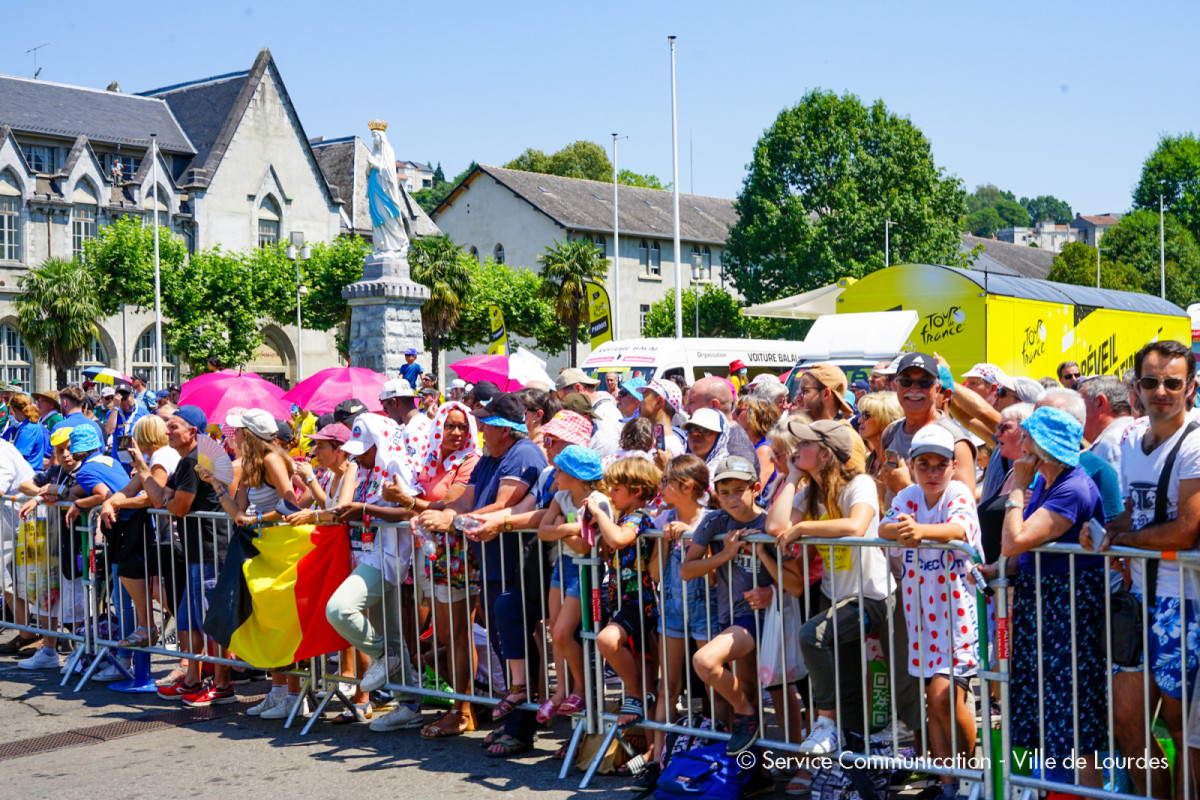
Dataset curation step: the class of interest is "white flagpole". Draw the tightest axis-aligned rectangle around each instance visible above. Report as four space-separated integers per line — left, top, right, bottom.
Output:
151 134 163 390
669 36 682 340
612 133 621 341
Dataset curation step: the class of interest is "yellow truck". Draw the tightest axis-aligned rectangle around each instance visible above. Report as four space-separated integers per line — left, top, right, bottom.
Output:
833 263 1190 379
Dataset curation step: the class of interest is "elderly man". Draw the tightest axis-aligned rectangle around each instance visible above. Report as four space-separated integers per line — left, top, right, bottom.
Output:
1079 375 1135 469
33 390 62 431
555 368 621 457
683 376 761 470
868 361 892 393
791 364 867 472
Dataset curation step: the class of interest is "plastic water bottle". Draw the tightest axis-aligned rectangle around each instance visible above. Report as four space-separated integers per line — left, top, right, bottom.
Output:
453 516 482 534
414 522 438 558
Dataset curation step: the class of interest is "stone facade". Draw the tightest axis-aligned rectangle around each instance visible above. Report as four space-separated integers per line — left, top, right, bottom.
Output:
344 253 428 377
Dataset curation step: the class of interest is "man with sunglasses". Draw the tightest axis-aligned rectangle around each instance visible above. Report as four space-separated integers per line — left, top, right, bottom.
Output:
1056 360 1082 389
880 352 977 500
793 364 866 472
1096 340 1200 799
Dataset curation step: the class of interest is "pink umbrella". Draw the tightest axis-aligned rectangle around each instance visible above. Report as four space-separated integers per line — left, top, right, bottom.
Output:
281 366 389 414
178 371 290 425
449 354 523 391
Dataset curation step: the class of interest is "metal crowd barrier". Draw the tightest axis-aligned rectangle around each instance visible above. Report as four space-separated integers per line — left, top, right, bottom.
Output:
996 541 1200 800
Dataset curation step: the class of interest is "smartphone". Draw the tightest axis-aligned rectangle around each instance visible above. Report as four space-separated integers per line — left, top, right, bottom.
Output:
884 448 900 469
654 423 666 451
117 435 133 451
1086 518 1106 553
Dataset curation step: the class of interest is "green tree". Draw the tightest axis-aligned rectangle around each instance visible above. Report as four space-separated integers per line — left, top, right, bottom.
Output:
966 207 1004 237
537 239 607 366
617 169 666 189
505 148 552 174
410 234 473 378
1100 210 1200 306
432 162 445 184
722 90 967 306
414 161 476 214
995 199 1030 229
81 216 188 315
440 259 568 356
15 258 104 387
1048 241 1140 293
1021 195 1073 225
965 184 1016 214
1133 133 1200 240
641 285 807 339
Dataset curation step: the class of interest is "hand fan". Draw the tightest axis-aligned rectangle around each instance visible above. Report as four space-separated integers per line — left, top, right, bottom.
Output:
196 435 235 486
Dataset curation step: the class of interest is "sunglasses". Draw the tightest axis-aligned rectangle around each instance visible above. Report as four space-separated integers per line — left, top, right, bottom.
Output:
685 426 716 436
1138 376 1189 392
997 387 1009 398
896 378 935 390
444 422 469 432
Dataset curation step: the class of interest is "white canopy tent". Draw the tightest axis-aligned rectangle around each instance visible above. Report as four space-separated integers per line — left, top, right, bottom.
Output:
741 277 856 320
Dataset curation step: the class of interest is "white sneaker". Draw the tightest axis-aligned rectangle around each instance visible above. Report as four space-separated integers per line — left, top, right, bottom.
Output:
360 651 400 693
19 647 61 670
797 716 840 754
247 691 287 716
870 718 914 746
93 660 132 682
368 703 424 731
261 695 309 720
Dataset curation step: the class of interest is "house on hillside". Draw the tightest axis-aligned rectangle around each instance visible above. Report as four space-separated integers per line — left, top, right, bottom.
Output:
1070 213 1122 247
432 165 737 360
397 160 434 194
996 220 1078 252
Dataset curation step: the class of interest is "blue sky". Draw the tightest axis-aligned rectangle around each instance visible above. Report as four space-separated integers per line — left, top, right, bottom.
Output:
5 1 1197 216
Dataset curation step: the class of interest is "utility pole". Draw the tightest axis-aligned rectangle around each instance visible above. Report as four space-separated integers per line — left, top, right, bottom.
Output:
669 36 682 340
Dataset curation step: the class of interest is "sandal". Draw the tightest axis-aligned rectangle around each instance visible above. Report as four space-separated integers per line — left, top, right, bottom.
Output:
156 668 187 687
490 683 527 721
117 625 157 649
0 632 41 654
552 741 570 760
617 753 651 777
331 702 372 725
556 694 586 717
535 697 561 723
421 707 476 738
785 772 813 796
484 733 533 758
617 693 654 729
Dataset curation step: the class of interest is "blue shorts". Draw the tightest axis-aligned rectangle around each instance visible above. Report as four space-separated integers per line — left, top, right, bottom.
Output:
660 593 722 641
1149 595 1200 700
176 562 217 632
730 612 760 643
549 558 582 600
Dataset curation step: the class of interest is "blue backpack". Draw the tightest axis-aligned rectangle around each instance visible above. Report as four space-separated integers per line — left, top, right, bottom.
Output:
654 743 751 800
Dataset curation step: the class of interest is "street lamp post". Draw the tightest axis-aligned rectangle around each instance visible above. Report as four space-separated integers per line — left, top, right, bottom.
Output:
286 232 310 382
885 219 896 268
691 251 710 337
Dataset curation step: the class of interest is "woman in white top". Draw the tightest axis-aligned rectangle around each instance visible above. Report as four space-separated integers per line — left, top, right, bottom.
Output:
99 414 181 648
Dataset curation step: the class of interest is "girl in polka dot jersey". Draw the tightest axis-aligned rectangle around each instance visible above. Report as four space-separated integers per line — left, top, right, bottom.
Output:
880 424 981 800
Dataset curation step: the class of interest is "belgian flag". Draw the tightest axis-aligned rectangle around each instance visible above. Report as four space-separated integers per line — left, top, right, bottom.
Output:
205 524 352 668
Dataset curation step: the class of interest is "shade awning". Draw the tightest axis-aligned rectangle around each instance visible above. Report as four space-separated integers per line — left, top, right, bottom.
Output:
741 277 856 320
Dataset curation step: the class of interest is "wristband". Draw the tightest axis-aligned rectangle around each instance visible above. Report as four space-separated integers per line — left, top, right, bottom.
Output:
256 512 263 526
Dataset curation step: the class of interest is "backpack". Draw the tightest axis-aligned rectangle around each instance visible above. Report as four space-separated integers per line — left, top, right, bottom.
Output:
660 713 726 770
810 731 894 800
654 743 751 800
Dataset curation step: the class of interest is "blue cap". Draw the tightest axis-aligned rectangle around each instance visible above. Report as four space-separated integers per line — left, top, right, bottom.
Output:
844 390 856 410
937 365 955 392
850 380 870 394
155 389 170 400
1020 406 1082 467
68 424 103 454
554 444 605 482
173 404 208 432
405 347 418 356
619 377 648 396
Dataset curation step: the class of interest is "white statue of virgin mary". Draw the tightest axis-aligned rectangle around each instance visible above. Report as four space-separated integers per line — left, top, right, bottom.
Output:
365 120 411 257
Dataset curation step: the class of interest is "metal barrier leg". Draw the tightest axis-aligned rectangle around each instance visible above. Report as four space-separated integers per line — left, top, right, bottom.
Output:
558 715 587 781
59 647 85 687
284 667 315 730
73 644 114 692
579 720 621 789
109 651 156 693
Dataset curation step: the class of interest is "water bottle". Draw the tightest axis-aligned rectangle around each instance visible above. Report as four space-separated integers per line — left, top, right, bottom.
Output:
453 516 482 534
414 522 438 558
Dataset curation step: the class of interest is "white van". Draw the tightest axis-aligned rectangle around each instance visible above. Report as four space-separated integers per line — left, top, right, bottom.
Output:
783 310 919 394
581 338 802 384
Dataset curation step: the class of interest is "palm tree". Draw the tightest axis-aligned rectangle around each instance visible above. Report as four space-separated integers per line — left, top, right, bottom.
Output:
410 235 472 378
537 239 607 366
15 257 103 387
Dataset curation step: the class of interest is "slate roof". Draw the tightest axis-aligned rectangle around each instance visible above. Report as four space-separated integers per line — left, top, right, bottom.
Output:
939 264 1185 317
960 234 1056 280
0 74 194 154
312 135 440 240
1075 214 1122 227
435 165 736 244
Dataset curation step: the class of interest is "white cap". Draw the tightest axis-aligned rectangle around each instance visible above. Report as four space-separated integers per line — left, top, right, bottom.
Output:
961 363 1004 384
686 407 724 433
876 361 898 376
226 408 277 441
342 412 391 456
909 424 956 460
100 385 116 397
448 379 466 390
379 379 414 401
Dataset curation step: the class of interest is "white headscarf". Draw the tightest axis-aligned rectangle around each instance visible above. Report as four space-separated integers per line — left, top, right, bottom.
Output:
417 401 479 487
350 413 420 504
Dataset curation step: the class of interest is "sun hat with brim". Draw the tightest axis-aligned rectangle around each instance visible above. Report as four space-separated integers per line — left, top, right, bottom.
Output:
787 418 854 464
50 426 74 447
539 410 592 447
555 367 599 391
996 373 1046 404
309 422 352 445
910 424 956 461
379 379 415 401
560 392 596 419
173 405 208 432
686 407 724 433
554 444 605 482
1020 406 1082 467
712 455 757 484
33 390 61 411
962 363 1004 384
69 424 104 455
618 377 648 397
226 408 277 441
473 392 528 433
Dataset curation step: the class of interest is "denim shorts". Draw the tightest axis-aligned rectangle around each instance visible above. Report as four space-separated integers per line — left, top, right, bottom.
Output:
659 593 722 642
549 558 582 600
175 562 217 632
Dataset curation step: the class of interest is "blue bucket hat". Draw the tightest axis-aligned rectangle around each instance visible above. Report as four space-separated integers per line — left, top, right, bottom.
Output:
1020 406 1082 467
69 424 103 455
937 365 955 392
554 444 605 482
619 376 647 397
173 404 208 432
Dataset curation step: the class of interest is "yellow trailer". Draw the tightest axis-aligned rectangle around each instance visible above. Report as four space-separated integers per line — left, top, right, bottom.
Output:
834 263 1189 379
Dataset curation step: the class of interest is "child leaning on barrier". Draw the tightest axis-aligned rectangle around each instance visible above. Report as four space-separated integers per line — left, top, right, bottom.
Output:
683 455 804 757
536 444 613 722
587 456 662 737
880 424 981 800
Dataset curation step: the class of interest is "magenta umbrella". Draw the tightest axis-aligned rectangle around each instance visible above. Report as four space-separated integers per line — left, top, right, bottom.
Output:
281 366 389 414
448 354 525 391
178 371 290 425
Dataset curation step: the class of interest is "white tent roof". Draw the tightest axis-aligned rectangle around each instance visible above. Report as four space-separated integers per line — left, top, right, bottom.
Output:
741 278 856 320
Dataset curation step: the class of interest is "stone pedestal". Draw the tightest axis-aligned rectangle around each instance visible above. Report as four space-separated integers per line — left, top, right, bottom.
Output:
343 252 428 377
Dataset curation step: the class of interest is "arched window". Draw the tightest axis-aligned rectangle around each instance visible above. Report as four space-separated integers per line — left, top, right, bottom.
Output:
72 180 99 258
648 241 661 275
468 245 480 264
493 243 505 265
0 171 22 263
258 195 281 248
66 336 108 385
247 328 291 389
132 327 178 386
0 324 32 388
638 239 648 269
702 245 713 271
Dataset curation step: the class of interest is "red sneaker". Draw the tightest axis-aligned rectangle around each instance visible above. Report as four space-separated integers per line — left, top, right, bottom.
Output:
182 683 237 707
157 678 204 700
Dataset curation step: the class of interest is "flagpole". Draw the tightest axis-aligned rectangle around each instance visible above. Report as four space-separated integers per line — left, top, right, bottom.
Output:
669 35 682 340
611 133 621 340
1161 194 1166 299
151 134 163 390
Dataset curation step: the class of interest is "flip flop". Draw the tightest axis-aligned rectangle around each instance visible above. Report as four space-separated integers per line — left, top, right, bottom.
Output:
484 733 533 758
556 694 586 716
535 698 561 723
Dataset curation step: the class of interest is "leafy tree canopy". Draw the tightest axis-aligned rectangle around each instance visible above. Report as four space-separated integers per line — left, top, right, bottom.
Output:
965 206 1004 238
965 184 1016 215
413 161 476 214
1100 210 1200 306
1021 194 1073 225
1048 241 1140 293
1133 133 1200 241
440 259 569 356
641 285 805 340
82 216 187 316
504 141 665 188
723 89 968 306
617 169 667 189
995 199 1030 229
